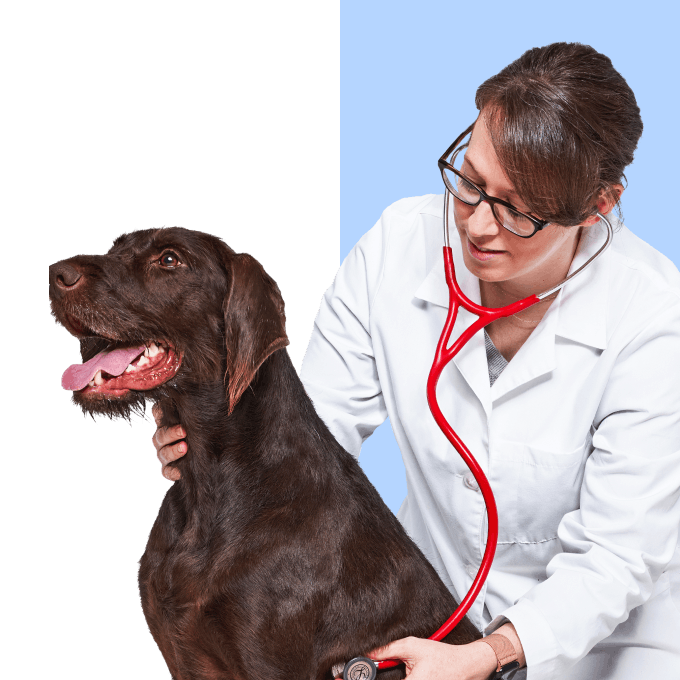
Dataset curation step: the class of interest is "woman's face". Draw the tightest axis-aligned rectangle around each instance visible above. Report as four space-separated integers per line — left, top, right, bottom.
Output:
453 116 582 294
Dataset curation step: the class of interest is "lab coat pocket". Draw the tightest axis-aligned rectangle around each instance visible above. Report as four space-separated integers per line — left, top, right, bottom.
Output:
491 437 589 545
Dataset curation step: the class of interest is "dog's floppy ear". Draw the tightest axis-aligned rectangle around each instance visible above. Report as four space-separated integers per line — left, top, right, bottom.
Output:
223 253 289 414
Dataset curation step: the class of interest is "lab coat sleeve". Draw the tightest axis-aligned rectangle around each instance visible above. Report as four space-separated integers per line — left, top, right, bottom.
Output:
491 300 680 680
300 215 389 458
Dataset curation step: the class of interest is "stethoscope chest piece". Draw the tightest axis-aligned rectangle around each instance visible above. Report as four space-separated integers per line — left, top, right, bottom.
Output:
342 656 377 680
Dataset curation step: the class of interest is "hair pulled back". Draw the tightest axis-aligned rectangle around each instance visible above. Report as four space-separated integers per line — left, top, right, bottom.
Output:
475 42 643 226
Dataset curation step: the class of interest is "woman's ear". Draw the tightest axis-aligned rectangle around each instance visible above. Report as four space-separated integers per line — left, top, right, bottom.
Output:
581 184 624 226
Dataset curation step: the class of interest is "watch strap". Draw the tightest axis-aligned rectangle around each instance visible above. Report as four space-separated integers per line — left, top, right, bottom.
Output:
480 633 520 678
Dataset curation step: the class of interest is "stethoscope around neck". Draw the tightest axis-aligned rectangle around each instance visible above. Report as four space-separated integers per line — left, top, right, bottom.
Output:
340 192 614 679
424 192 613 635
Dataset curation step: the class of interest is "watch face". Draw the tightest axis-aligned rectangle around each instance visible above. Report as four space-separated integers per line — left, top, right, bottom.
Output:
494 660 521 679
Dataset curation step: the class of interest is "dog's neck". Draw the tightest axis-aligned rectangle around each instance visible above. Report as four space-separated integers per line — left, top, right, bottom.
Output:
158 348 334 512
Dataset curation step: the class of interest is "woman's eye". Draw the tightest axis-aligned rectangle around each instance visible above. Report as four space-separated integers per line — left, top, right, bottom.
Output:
159 252 180 268
458 177 480 198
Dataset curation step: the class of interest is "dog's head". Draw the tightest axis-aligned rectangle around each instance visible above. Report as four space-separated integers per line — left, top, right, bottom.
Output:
49 227 288 418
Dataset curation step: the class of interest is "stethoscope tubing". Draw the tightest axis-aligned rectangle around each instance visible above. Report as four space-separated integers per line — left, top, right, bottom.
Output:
374 192 613 671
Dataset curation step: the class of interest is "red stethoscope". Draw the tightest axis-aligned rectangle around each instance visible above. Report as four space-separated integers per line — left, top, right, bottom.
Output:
340 191 613 679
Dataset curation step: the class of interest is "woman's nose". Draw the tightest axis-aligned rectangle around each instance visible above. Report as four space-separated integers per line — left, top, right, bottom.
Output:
466 200 501 238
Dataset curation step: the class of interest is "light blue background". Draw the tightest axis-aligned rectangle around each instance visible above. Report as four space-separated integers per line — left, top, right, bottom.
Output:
342 1 680 512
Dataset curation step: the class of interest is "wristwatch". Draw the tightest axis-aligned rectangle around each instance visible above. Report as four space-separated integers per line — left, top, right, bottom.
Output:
480 633 521 679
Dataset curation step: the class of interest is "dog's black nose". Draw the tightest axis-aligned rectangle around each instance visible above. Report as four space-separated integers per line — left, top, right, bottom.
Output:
50 262 83 291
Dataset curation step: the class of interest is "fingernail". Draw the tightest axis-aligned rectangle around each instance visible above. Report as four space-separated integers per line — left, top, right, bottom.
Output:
178 443 186 453
177 427 185 437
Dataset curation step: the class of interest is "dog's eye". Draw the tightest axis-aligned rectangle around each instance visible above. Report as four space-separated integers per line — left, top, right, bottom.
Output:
159 252 181 268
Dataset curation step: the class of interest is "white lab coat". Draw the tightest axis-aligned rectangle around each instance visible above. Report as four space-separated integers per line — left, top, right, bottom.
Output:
300 194 680 680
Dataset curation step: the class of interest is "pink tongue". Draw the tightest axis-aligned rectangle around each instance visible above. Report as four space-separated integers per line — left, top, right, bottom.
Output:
62 345 146 391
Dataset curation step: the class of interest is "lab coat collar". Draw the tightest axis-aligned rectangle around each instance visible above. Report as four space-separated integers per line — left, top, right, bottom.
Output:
413 212 611 348
414 236 478 310
553 218 611 351
413 207 612 404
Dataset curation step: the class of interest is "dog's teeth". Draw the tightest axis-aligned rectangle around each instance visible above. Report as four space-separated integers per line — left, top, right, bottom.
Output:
137 355 150 368
93 370 104 386
144 347 150 357
148 342 160 357
125 363 134 373
88 379 95 387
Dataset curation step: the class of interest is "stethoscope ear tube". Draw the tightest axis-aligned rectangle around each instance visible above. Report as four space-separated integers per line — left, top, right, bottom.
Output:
536 213 613 298
444 189 614 299
375 195 614 671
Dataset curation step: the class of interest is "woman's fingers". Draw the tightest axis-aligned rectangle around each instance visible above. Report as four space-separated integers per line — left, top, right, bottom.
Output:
368 637 422 675
151 404 187 480
152 403 163 427
162 460 182 481
331 643 415 680
369 637 417 661
153 425 186 457
375 638 498 680
156 433 187 481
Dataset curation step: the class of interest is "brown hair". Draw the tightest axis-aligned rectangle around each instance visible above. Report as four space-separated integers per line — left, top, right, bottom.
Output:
475 42 643 226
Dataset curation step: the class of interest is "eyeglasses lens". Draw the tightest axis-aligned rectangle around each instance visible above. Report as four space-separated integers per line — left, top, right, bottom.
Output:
443 147 536 237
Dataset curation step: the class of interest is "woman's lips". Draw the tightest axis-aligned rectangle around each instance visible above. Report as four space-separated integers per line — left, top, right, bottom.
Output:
466 237 504 261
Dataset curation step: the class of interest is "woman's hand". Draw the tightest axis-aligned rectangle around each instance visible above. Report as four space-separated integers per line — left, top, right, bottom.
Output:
152 404 187 481
363 637 498 680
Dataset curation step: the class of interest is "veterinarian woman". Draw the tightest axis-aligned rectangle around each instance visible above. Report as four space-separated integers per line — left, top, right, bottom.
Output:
153 43 680 679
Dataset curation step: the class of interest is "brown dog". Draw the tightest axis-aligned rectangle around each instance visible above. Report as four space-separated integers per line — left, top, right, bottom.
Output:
49 227 479 680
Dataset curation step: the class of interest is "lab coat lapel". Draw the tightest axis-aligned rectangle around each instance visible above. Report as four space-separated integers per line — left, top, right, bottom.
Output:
489 298 558 401
414 243 492 415
490 219 611 400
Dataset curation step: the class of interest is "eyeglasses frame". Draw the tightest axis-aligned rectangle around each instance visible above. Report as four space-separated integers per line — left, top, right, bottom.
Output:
438 123 550 239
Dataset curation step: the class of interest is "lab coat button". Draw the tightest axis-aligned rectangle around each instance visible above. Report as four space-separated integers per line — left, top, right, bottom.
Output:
463 473 479 491
466 564 477 578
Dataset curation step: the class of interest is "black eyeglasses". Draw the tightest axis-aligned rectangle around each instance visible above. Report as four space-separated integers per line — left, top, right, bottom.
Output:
438 124 550 238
